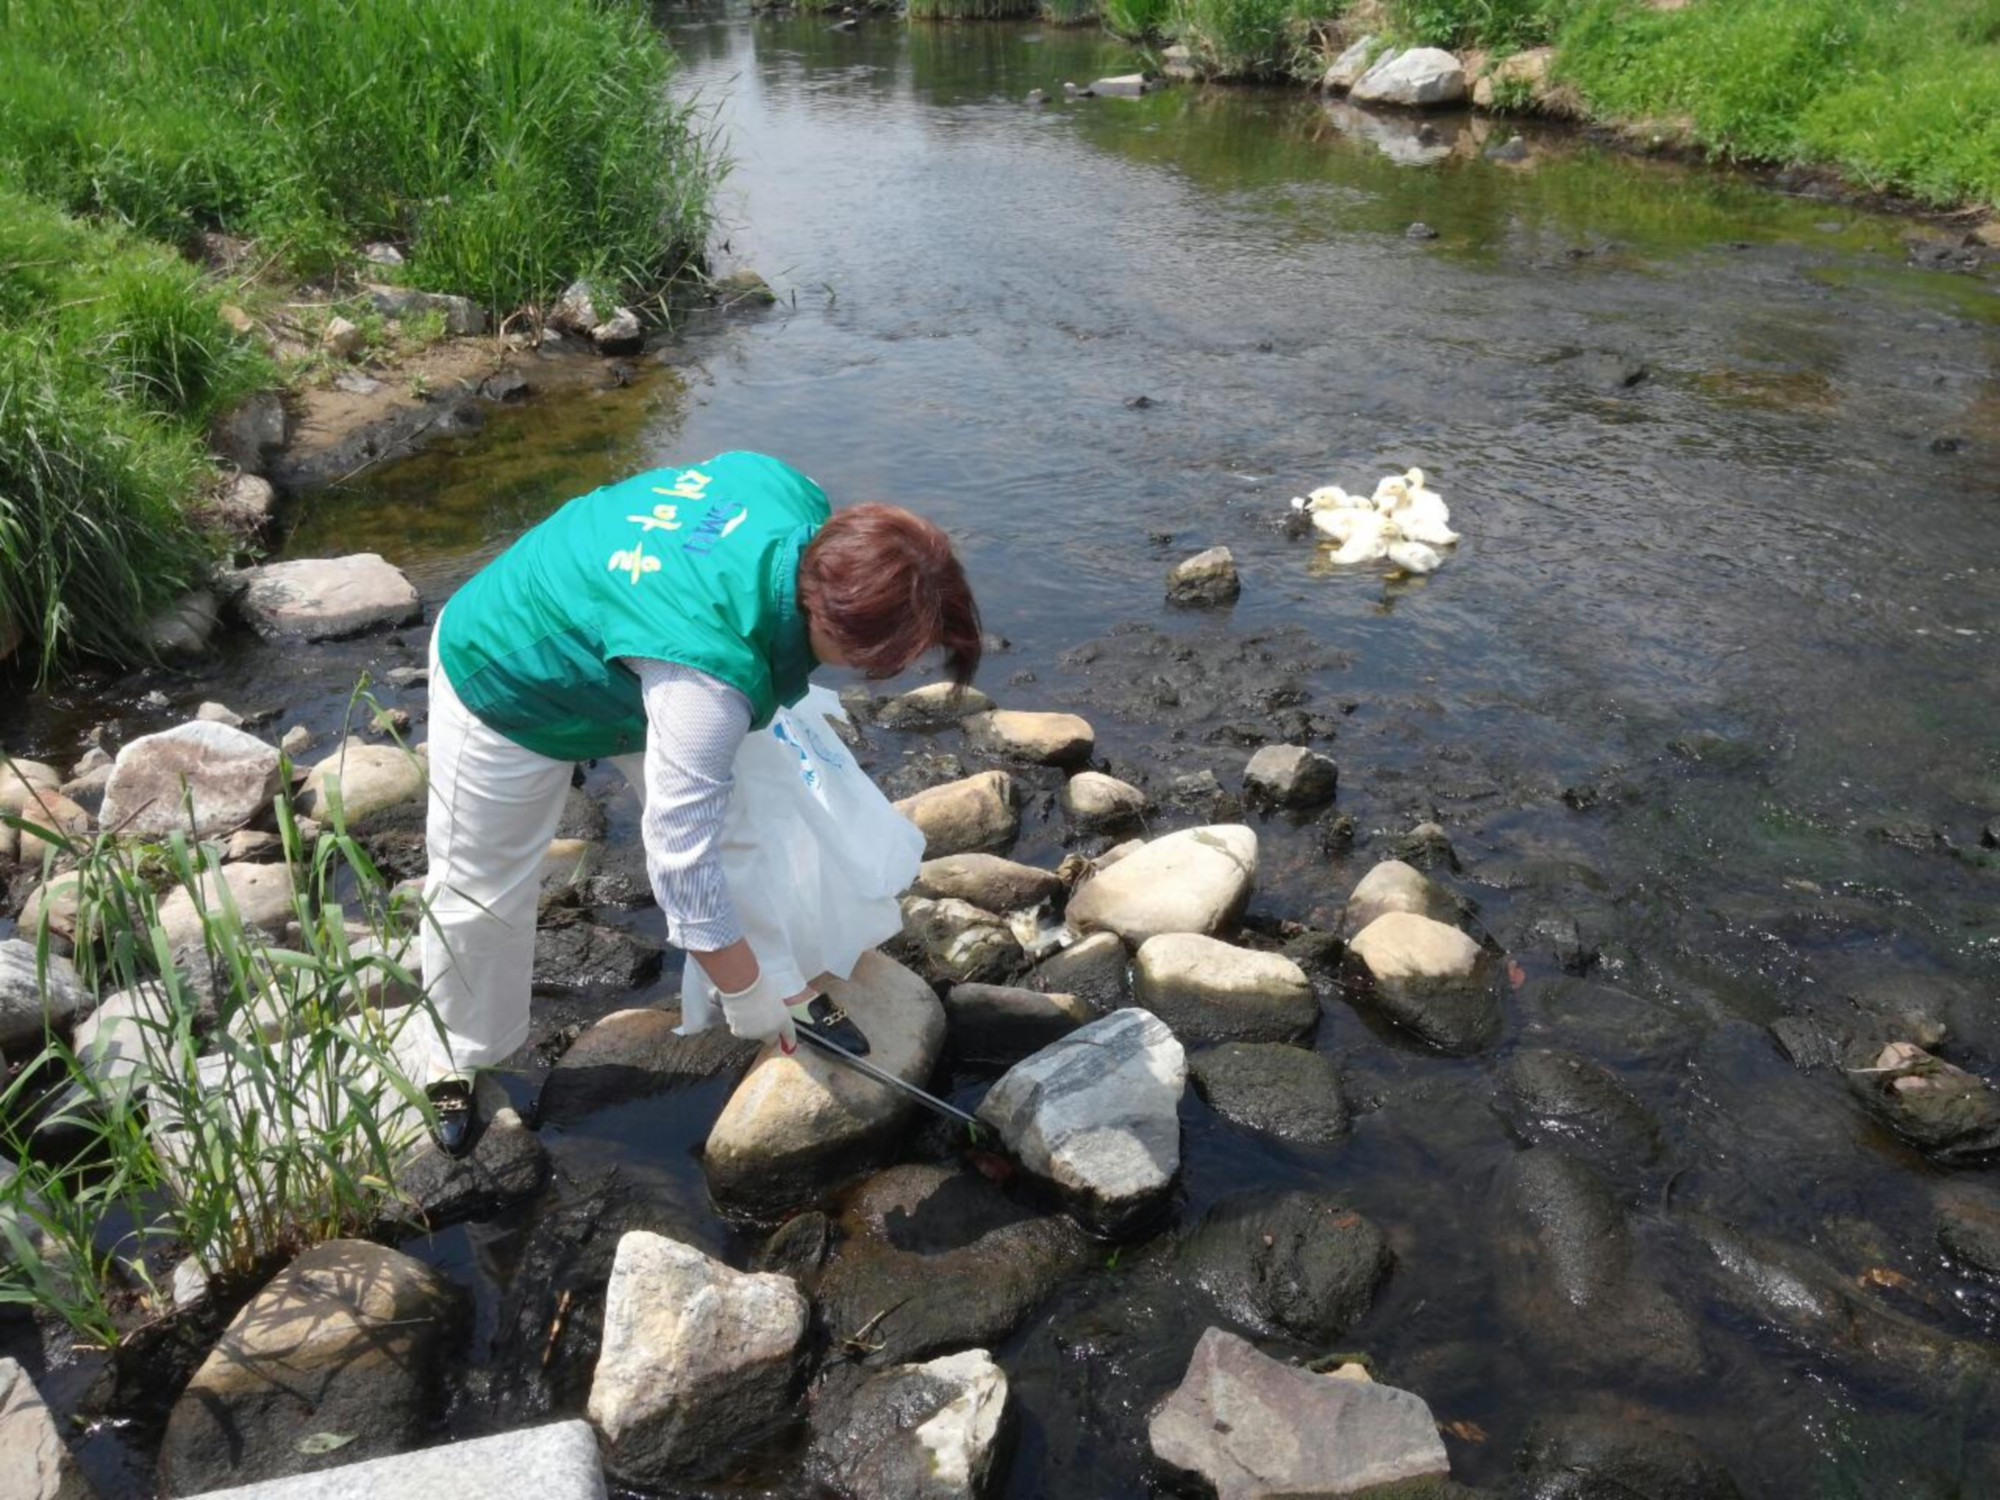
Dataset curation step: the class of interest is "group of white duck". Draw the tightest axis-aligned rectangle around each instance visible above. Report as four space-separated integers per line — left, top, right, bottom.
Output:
1289 467 1459 574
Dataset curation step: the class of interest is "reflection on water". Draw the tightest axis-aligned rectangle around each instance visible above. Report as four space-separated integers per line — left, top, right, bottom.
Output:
21 11 2000 1497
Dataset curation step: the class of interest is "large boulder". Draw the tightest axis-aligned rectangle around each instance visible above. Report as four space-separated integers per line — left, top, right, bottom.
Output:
1352 46 1468 106
1346 912 1499 1055
296 740 426 834
817 1164 1094 1367
232 555 420 641
874 683 997 731
808 1349 1010 1500
975 1008 1186 1233
1149 1329 1449 1499
911 854 1064 914
1189 1042 1347 1143
98 720 281 840
1322 34 1381 90
895 772 1019 858
1026 931 1130 1012
944 983 1092 1065
1242 745 1337 809
167 1421 606 1500
900 897 1026 985
705 951 947 1218
962 710 1094 768
0 1357 90 1500
1174 1190 1389 1340
0 939 91 1054
1066 825 1257 946
1060 771 1149 832
539 1006 760 1125
587 1230 808 1484
158 1240 462 1495
1133 934 1315 1044
156 862 296 951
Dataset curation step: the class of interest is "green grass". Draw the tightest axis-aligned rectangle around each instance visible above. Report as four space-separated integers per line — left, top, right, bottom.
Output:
1104 0 1176 38
1 748 439 1346
1042 0 1103 23
907 0 1040 18
1386 0 1566 50
1169 0 1325 77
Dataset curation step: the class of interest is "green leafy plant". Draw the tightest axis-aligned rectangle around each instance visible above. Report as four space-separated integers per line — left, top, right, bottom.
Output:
1103 0 1174 39
0 755 442 1348
1168 0 1323 79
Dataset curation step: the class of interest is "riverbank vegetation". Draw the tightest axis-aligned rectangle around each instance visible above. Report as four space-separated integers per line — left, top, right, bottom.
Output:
0 0 720 676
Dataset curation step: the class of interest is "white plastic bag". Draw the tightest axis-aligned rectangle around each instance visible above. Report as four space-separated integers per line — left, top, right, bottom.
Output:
676 685 922 1034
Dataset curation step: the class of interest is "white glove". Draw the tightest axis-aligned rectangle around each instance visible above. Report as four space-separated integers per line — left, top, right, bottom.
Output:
715 976 799 1053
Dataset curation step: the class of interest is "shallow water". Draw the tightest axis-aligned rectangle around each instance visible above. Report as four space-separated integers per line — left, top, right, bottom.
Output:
10 11 2000 1498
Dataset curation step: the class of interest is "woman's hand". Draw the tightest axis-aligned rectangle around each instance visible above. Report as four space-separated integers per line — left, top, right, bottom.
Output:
714 977 799 1052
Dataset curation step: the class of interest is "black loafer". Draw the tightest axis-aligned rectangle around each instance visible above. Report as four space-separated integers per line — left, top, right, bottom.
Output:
426 1077 477 1158
789 993 870 1056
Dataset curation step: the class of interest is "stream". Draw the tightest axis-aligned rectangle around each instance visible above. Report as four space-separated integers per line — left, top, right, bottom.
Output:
9 9 2000 1498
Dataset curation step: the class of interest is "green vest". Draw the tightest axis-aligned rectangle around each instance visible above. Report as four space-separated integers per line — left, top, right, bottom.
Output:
437 451 829 761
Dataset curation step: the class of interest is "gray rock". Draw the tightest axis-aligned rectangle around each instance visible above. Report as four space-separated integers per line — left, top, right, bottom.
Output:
1500 1151 1705 1386
817 1164 1092 1367
172 1420 605 1500
716 269 778 307
587 1230 808 1484
1243 744 1338 808
1846 1041 2000 1165
1166 546 1240 607
0 1356 91 1500
1389 820 1457 872
875 682 996 730
210 392 287 475
1091 73 1151 97
1026 931 1129 1012
895 771 1019 858
1353 46 1468 107
549 279 601 333
1061 770 1149 832
158 1240 462 1495
809 1349 1009 1500
540 1005 760 1125
706 950 947 1218
100 720 281 839
1322 35 1381 91
532 919 664 993
945 983 1092 1065
1347 912 1499 1054
1497 1048 1659 1172
148 590 224 659
233 555 421 641
1937 1184 2000 1276
1175 1190 1387 1339
591 308 643 356
362 284 487 335
1190 1042 1347 1143
975 1008 1186 1232
962 709 1094 767
295 738 427 834
911 854 1064 914
1133 933 1316 1044
1149 1328 1449 1500
1066 825 1258 946
0 939 91 1054
900 896 1026 984
1518 1412 1743 1500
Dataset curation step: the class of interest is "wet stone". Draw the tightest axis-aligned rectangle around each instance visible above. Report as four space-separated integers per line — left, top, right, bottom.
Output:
1518 1412 1744 1500
1066 824 1258 947
1847 1041 2000 1166
758 1210 831 1278
895 771 1019 858
1166 546 1240 607
1936 1184 2000 1276
1387 820 1457 872
539 1006 761 1125
945 983 1093 1065
807 1349 1011 1500
1243 744 1338 809
875 682 995 731
911 853 1065 915
1497 1047 1659 1174
1060 770 1149 832
1343 859 1464 936
1174 1190 1388 1340
1346 914 1499 1055
1190 1042 1347 1143
1132 933 1316 1045
962 709 1094 768
881 752 967 801
900 896 1026 985
532 918 664 994
0 939 91 1055
392 1097 549 1232
817 1164 1093 1367
1026 930 1130 1012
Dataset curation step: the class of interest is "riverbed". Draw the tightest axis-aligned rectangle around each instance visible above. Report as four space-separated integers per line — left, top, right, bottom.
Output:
13 9 2000 1498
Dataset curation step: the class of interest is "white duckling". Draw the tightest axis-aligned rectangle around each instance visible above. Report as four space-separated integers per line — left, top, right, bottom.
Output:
1329 509 1402 565
1386 539 1443 574
1375 470 1459 547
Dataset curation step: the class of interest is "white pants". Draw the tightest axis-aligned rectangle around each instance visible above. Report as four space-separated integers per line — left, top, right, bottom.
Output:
421 625 643 1080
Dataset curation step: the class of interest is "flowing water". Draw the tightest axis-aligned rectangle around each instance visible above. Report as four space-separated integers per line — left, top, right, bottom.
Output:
10 10 2000 1498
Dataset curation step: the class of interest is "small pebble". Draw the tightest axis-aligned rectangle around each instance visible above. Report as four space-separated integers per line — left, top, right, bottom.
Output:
1406 222 1440 241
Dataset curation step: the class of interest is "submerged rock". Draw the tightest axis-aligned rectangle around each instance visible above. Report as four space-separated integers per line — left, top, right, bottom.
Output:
100 720 281 839
1026 930 1130 1012
1149 1328 1449 1500
540 1005 760 1124
0 1357 89 1500
945 982 1092 1065
1189 1042 1347 1143
809 1349 1011 1500
975 1008 1186 1232
1061 770 1149 832
1847 1041 2000 1165
1353 46 1468 107
911 853 1063 913
896 771 1019 858
706 951 947 1218
1133 933 1316 1044
1497 1047 1659 1173
963 709 1094 767
1066 824 1257 946
1937 1184 2000 1276
1174 1190 1388 1340
1518 1411 1744 1500
232 554 421 641
158 1240 461 1495
818 1163 1093 1366
588 1230 807 1484
1166 546 1240 607
1243 744 1338 808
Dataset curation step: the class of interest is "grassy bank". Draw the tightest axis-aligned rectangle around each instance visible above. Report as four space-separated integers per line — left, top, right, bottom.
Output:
0 0 720 676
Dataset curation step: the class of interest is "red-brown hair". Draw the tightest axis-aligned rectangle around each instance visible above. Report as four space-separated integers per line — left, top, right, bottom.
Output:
799 504 981 685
